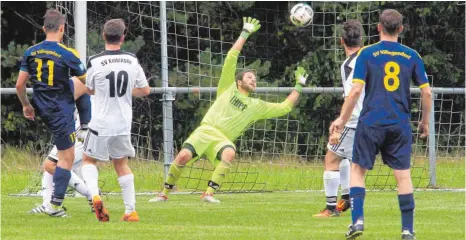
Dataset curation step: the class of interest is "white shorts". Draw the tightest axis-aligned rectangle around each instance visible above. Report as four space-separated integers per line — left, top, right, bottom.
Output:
83 130 135 161
47 140 84 170
327 127 356 160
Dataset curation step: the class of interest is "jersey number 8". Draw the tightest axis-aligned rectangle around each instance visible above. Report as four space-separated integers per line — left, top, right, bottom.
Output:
384 61 400 92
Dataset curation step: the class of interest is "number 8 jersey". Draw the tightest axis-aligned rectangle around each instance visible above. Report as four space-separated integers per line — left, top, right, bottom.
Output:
86 50 148 136
352 41 429 126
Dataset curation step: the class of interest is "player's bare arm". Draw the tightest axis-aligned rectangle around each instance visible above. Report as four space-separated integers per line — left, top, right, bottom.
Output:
329 82 364 135
71 76 88 100
419 86 432 138
132 85 150 97
16 70 35 120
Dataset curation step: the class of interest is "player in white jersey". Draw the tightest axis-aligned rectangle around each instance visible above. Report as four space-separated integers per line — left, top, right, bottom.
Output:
314 20 365 217
29 79 93 215
82 19 150 222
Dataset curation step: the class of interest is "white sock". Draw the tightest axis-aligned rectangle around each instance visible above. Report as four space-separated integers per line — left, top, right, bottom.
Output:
323 170 340 207
81 164 100 198
339 159 351 195
68 171 91 201
118 174 135 214
41 171 54 207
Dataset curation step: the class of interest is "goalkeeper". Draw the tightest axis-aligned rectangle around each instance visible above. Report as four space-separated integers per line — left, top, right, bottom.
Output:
149 17 308 203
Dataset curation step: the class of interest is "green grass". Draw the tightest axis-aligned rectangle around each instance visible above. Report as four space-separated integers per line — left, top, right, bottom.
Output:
1 145 464 195
1 146 465 239
1 192 464 239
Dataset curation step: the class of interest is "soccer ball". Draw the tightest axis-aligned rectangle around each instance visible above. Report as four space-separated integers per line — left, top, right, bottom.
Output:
290 3 314 27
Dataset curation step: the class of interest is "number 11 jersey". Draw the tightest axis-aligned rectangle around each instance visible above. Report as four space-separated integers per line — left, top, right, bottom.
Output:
86 50 148 136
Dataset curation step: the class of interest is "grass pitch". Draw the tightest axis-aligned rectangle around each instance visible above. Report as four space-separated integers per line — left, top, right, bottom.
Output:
1 191 464 240
1 146 465 239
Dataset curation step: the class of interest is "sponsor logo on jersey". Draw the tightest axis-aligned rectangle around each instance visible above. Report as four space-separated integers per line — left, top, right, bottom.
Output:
230 96 248 111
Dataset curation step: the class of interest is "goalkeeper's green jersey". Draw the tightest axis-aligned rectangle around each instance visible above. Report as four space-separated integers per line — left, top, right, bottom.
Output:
201 49 293 141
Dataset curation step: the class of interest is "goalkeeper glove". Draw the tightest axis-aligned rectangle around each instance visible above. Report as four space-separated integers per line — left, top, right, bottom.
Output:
294 66 309 93
240 17 261 39
76 124 89 142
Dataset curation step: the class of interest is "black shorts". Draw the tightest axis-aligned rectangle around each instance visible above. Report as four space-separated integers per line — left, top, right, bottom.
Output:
353 122 412 170
42 113 76 150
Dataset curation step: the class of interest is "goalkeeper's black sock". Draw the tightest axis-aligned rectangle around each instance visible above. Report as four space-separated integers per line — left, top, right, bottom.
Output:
341 193 350 201
326 196 337 211
399 193 415 234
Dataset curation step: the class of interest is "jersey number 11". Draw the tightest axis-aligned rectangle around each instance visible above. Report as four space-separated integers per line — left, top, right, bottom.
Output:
106 71 129 97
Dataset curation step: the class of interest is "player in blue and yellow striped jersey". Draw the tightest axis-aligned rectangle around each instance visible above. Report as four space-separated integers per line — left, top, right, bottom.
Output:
330 9 432 240
15 9 89 218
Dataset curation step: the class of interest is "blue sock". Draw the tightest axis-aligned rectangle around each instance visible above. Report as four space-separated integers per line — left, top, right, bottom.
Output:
76 94 91 125
350 187 366 224
398 193 415 234
51 166 71 206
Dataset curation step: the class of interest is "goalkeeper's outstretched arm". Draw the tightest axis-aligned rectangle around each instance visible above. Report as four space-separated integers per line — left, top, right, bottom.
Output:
256 66 308 120
217 17 261 96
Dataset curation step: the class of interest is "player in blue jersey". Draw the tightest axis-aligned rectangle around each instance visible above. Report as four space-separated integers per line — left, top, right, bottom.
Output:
329 9 432 240
15 9 89 217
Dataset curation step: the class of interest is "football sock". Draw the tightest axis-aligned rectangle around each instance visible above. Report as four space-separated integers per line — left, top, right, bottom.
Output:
339 159 350 196
350 187 366 224
68 171 91 200
341 193 350 201
324 170 340 210
206 160 232 194
162 163 185 195
51 166 71 206
82 164 100 197
41 171 54 207
118 174 136 214
76 94 92 125
399 193 415 234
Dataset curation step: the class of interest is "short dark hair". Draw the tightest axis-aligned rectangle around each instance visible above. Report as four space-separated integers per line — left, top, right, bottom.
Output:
235 69 256 81
379 9 403 36
43 9 65 32
103 19 126 44
342 19 363 47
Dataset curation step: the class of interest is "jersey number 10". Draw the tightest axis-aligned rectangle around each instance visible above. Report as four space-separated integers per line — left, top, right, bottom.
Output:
384 61 400 92
106 71 129 97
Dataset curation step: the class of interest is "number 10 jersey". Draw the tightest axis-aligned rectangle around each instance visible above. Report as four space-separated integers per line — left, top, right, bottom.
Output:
86 50 148 136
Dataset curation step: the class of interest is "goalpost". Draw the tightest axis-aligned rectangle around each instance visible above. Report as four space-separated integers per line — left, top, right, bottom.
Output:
12 1 465 196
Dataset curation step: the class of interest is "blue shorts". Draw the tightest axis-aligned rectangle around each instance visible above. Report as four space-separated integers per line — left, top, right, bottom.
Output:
353 122 412 170
42 113 76 150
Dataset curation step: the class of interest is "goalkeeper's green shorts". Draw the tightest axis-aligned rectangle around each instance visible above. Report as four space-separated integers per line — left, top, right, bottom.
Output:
183 124 235 166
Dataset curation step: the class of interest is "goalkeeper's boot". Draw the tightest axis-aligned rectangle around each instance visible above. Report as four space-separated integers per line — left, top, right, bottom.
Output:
121 211 140 222
345 220 364 239
401 230 416 240
45 204 68 218
336 199 351 213
313 207 340 217
28 204 46 214
93 195 109 222
148 193 168 202
201 192 221 203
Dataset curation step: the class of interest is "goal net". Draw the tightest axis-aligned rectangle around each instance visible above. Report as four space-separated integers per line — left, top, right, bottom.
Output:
17 1 464 196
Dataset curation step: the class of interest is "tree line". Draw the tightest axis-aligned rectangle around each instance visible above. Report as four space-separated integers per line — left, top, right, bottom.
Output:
1 1 464 158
